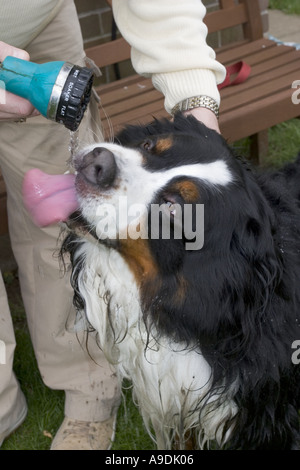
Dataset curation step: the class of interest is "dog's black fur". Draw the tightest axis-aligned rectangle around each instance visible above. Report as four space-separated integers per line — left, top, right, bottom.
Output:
63 115 300 449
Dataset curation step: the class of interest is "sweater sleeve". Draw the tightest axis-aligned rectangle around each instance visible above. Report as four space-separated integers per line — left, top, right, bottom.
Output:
112 0 226 113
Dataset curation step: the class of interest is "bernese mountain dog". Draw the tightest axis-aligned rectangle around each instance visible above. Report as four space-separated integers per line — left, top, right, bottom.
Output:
60 114 300 450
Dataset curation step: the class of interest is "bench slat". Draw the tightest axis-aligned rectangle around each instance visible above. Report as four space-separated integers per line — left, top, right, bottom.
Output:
237 43 295 66
220 88 298 142
100 96 166 125
247 49 300 77
221 70 298 113
204 4 248 33
97 78 153 106
221 55 300 98
101 88 163 118
86 37 131 68
217 38 275 64
100 101 168 135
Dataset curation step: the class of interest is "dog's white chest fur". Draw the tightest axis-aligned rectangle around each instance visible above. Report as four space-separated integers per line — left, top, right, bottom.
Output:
75 241 237 448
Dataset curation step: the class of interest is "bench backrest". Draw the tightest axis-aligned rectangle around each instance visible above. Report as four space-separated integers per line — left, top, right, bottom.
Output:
85 0 263 69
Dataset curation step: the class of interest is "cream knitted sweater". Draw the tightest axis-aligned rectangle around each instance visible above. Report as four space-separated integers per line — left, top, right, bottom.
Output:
112 0 226 113
0 0 226 114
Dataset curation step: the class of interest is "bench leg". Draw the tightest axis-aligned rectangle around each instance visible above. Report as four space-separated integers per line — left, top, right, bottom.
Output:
250 130 269 166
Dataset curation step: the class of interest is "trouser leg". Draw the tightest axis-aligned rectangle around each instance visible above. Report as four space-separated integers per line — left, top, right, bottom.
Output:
0 0 120 422
0 273 26 435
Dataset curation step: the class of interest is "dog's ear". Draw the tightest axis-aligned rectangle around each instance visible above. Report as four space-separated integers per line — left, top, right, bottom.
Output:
141 168 293 386
195 176 294 388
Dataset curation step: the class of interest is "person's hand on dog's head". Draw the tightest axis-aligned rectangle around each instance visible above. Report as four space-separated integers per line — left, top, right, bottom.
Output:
184 106 220 133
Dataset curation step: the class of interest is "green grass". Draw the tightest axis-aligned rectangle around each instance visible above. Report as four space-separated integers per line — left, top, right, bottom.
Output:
1 118 300 450
259 119 300 167
269 0 300 15
1 273 65 450
233 118 300 168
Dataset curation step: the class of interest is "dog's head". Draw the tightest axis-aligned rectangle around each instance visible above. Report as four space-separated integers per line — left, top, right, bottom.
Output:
71 115 237 261
67 114 294 377
70 114 275 264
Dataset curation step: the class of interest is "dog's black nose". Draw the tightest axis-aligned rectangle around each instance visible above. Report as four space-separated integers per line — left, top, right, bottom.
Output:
80 147 117 187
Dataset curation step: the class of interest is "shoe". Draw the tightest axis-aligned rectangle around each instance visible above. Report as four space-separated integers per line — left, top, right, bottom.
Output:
0 404 28 447
50 415 117 450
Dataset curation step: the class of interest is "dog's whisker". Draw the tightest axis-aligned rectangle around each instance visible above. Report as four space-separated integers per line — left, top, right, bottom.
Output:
97 102 115 143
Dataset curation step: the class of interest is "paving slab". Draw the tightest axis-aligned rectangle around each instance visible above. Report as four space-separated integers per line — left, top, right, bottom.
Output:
268 9 300 45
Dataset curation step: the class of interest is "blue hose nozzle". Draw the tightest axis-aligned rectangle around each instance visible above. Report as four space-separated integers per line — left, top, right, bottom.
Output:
0 56 94 130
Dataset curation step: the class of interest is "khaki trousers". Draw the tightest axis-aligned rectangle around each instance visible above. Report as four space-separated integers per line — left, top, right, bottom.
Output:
0 0 120 434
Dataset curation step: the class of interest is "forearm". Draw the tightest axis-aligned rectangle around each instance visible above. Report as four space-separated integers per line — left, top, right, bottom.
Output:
112 0 226 114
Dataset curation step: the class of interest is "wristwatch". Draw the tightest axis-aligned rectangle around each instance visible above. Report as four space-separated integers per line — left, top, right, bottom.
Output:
172 95 219 119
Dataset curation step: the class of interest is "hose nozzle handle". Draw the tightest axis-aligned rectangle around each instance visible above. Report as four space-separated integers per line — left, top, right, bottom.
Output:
0 57 94 131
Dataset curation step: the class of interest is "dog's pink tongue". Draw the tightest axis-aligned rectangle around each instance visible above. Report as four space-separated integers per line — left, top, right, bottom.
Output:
23 169 79 227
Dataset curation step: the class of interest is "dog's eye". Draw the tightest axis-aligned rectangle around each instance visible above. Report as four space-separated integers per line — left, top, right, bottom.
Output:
161 196 178 217
141 139 154 151
165 201 177 216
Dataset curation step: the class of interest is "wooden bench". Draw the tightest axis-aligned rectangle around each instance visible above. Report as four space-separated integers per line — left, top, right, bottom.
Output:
1 0 299 236
86 0 300 162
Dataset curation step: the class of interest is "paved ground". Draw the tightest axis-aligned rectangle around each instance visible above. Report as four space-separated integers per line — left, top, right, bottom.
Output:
268 9 300 44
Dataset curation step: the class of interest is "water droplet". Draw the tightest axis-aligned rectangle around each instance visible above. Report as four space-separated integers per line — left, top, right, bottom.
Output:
69 129 79 158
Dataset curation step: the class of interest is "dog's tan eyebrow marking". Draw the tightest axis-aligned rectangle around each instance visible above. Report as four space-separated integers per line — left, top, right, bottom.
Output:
155 137 173 154
170 180 200 203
